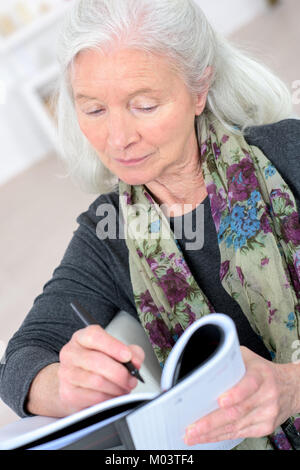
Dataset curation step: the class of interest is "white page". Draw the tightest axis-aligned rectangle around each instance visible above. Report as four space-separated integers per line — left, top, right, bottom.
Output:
126 314 245 450
0 310 160 450
0 392 154 450
0 313 244 450
28 410 130 450
160 313 241 390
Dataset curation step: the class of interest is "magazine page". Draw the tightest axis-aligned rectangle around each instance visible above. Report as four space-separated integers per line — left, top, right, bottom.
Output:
126 314 245 450
0 310 160 450
0 392 154 450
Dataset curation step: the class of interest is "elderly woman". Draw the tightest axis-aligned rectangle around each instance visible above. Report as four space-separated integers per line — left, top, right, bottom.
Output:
1 0 300 451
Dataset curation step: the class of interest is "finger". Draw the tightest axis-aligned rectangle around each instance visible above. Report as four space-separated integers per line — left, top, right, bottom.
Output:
185 407 229 443
186 416 273 446
63 366 136 396
185 385 261 443
74 325 133 363
218 371 262 409
185 398 276 446
76 348 138 391
129 344 145 368
60 385 115 414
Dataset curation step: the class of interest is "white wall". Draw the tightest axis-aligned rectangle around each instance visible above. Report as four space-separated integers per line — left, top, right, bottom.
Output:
195 0 268 35
0 0 268 187
0 61 53 185
0 3 71 187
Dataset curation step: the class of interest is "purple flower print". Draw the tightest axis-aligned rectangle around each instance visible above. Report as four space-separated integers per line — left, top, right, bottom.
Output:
286 262 300 298
184 303 196 326
174 322 184 337
271 418 300 450
140 290 159 315
294 250 300 280
282 212 300 246
147 257 159 271
124 191 133 205
137 248 143 258
270 189 294 211
222 135 229 144
146 318 175 349
144 191 155 205
236 266 244 286
271 432 292 450
267 300 278 324
227 158 259 203
260 210 273 234
220 260 230 282
174 257 191 279
159 268 191 308
207 183 227 231
213 142 221 160
261 257 269 267
200 142 208 157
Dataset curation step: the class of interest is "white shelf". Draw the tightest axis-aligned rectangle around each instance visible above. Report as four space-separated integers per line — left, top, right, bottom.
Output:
0 3 72 53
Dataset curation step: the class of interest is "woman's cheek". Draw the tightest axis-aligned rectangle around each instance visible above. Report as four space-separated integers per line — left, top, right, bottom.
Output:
79 119 105 150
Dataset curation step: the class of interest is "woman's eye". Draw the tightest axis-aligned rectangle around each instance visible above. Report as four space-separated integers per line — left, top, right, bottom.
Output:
85 106 158 116
86 109 104 116
136 106 158 113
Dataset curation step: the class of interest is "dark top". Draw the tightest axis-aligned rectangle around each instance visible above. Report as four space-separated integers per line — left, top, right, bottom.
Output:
1 119 300 418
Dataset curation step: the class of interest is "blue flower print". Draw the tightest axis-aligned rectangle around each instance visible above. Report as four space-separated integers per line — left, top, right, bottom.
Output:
218 197 261 250
265 164 277 179
286 312 295 331
150 220 161 233
250 190 261 204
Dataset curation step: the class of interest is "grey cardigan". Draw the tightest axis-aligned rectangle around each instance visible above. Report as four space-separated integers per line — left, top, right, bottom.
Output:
1 118 300 418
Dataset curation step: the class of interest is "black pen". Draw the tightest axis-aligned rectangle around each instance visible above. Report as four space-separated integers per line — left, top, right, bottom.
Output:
70 301 145 384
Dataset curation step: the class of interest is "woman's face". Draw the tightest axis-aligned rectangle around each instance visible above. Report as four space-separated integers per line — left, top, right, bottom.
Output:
71 48 207 186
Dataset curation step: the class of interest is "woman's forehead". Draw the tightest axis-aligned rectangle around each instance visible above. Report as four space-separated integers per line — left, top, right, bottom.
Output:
71 47 180 90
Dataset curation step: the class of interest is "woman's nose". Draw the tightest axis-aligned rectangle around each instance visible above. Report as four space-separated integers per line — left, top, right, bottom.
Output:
106 110 139 151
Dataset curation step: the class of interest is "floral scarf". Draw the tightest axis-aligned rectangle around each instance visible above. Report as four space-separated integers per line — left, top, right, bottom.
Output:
119 110 300 450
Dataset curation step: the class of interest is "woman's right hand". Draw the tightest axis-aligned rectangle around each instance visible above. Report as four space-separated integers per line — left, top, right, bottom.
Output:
57 325 145 415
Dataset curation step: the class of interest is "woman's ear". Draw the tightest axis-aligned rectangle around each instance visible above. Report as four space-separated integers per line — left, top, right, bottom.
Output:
195 66 213 116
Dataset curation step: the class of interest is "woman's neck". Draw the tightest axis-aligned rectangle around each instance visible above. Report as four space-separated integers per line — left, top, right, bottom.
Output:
145 162 208 217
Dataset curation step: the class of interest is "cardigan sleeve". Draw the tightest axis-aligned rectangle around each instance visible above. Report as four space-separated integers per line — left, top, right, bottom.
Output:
244 118 300 208
0 195 122 418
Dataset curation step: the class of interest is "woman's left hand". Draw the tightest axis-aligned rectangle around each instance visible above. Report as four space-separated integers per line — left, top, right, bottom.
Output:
184 346 300 446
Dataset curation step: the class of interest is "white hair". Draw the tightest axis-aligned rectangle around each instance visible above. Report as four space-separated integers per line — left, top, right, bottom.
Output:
53 0 294 194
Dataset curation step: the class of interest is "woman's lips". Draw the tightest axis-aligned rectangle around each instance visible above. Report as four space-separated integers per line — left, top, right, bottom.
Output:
114 153 153 166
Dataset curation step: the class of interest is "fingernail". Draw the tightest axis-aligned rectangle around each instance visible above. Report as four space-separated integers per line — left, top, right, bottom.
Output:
186 424 197 438
120 349 131 362
184 432 197 446
219 395 231 407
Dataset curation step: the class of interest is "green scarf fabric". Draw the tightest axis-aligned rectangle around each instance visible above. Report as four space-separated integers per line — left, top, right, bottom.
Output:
119 110 300 450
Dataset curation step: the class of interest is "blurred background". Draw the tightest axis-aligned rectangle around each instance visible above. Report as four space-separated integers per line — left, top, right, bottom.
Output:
0 0 299 427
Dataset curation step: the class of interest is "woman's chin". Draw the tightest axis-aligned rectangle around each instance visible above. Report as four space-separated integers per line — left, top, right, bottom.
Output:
118 173 151 186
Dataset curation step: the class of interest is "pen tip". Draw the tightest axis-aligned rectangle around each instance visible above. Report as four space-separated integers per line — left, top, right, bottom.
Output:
137 372 145 383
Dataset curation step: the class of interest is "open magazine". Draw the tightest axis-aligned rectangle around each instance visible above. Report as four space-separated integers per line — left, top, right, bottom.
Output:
0 312 245 450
